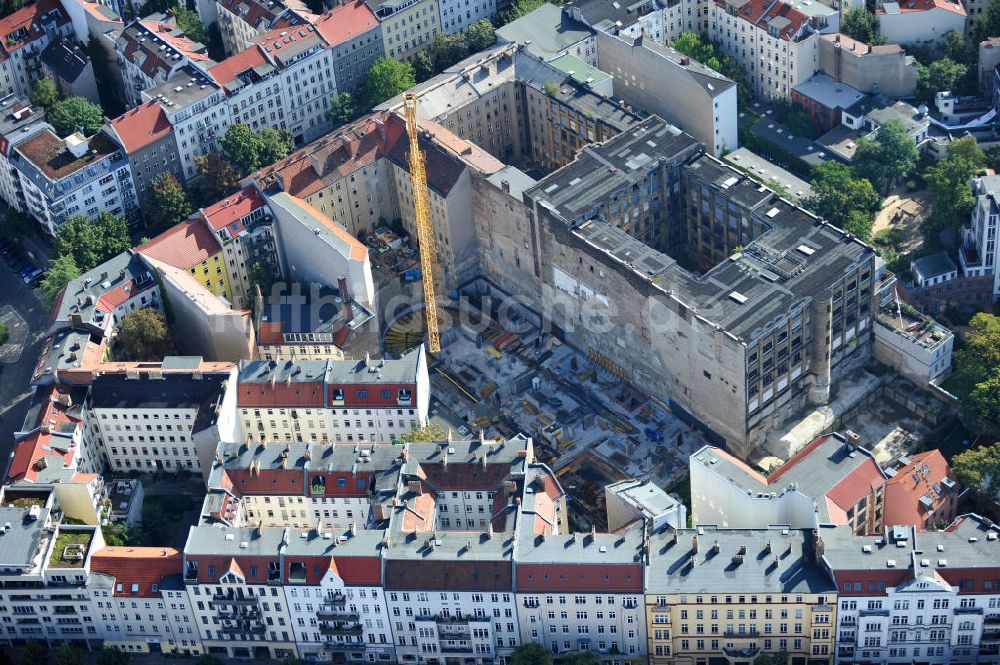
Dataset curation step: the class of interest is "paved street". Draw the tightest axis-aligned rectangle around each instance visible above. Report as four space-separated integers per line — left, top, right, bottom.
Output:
0 255 50 476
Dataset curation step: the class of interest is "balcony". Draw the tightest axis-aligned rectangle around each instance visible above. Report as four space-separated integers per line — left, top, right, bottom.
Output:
211 594 260 606
319 623 364 636
723 646 759 658
986 615 1000 625
523 599 540 608
323 641 364 652
954 607 984 615
440 644 476 655
723 630 759 638
859 608 889 617
317 610 359 621
220 625 265 636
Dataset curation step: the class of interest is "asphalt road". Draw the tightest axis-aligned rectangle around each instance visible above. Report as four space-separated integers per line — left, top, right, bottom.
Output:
0 256 49 476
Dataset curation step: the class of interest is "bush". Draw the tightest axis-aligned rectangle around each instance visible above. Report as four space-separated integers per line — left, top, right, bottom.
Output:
0 321 7 345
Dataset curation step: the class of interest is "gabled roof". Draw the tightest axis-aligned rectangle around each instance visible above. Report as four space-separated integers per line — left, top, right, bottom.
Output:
201 186 267 237
208 44 271 89
878 0 966 15
90 547 183 597
314 1 378 47
137 218 223 270
0 0 70 62
883 450 960 529
108 101 173 153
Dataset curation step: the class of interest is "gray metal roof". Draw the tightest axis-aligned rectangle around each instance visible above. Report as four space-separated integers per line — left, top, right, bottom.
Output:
496 4 594 60
646 525 836 594
238 346 421 386
792 73 864 112
0 505 50 569
911 251 957 281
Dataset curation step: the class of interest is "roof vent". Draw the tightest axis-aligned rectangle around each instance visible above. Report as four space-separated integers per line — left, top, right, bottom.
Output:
729 291 748 304
886 559 896 567
766 207 780 218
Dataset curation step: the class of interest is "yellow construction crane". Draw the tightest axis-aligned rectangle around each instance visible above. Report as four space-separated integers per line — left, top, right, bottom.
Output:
403 92 441 353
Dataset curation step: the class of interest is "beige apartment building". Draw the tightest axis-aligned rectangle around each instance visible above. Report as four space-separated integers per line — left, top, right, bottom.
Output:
367 0 441 61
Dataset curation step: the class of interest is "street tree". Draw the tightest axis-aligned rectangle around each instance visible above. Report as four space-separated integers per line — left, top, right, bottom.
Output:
55 212 131 272
511 643 552 665
40 253 81 305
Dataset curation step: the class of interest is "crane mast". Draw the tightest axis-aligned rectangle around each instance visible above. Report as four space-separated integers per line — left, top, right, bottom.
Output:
402 92 441 353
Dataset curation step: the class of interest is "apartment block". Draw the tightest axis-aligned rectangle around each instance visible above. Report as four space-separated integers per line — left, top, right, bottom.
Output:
86 364 239 475
596 32 738 158
882 451 962 532
107 102 183 210
822 518 1000 664
88 547 202 655
112 15 214 107
198 186 271 308
646 526 837 664
249 112 403 238
707 0 838 100
0 95 49 213
818 33 918 98
314 2 383 96
495 3 597 65
137 218 234 303
960 173 1000 301
0 0 74 99
438 0 495 32
237 346 430 445
366 0 441 61
12 128 138 234
215 0 308 55
876 0 966 46
690 433 887 534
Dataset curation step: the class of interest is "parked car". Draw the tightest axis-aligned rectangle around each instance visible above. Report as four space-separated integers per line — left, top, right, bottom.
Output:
22 267 43 285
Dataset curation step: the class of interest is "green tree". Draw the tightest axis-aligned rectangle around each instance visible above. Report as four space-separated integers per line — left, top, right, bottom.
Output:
555 655 599 665
498 0 549 24
970 376 1000 425
101 523 130 547
754 652 791 665
55 212 131 271
511 643 552 665
174 6 206 43
40 253 81 305
249 260 276 300
0 321 8 345
2 0 23 16
403 423 447 442
49 96 104 137
95 649 128 665
22 641 49 665
465 19 497 52
803 162 881 240
853 120 918 194
257 127 293 166
222 123 263 174
146 173 192 232
363 57 416 110
54 645 82 665
924 153 980 232
947 313 1000 429
942 30 973 65
916 58 967 102
432 32 469 72
116 308 174 361
413 51 435 82
194 153 240 203
952 442 1000 503
670 32 751 106
329 92 357 127
30 76 59 113
840 7 883 44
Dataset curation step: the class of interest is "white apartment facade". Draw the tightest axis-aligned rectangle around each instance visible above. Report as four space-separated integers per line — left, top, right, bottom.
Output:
962 174 1000 300
237 349 430 445
0 0 74 100
437 0 496 33
12 129 139 234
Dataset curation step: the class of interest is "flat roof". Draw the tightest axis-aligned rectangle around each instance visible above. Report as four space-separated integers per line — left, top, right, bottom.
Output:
549 53 611 86
495 3 594 60
793 73 865 111
15 129 120 181
725 147 814 200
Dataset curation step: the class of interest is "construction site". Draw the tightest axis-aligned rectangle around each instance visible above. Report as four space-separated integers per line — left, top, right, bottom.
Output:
383 296 703 532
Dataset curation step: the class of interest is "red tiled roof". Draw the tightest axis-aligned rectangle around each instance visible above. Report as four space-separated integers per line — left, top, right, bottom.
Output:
109 102 173 153
767 435 830 483
95 279 155 312
7 386 81 483
882 450 960 530
218 0 286 30
0 0 69 61
138 218 222 270
418 462 511 492
89 547 182 597
248 111 404 198
720 0 809 41
202 186 266 237
313 1 378 47
239 381 326 407
208 44 270 89
825 458 885 512
877 0 965 15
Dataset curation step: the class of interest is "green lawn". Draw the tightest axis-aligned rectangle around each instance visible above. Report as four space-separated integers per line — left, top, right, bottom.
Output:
49 529 93 568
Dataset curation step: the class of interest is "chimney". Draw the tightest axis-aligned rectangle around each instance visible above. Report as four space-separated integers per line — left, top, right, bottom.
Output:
65 132 89 158
692 535 699 553
500 179 510 194
337 275 353 320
